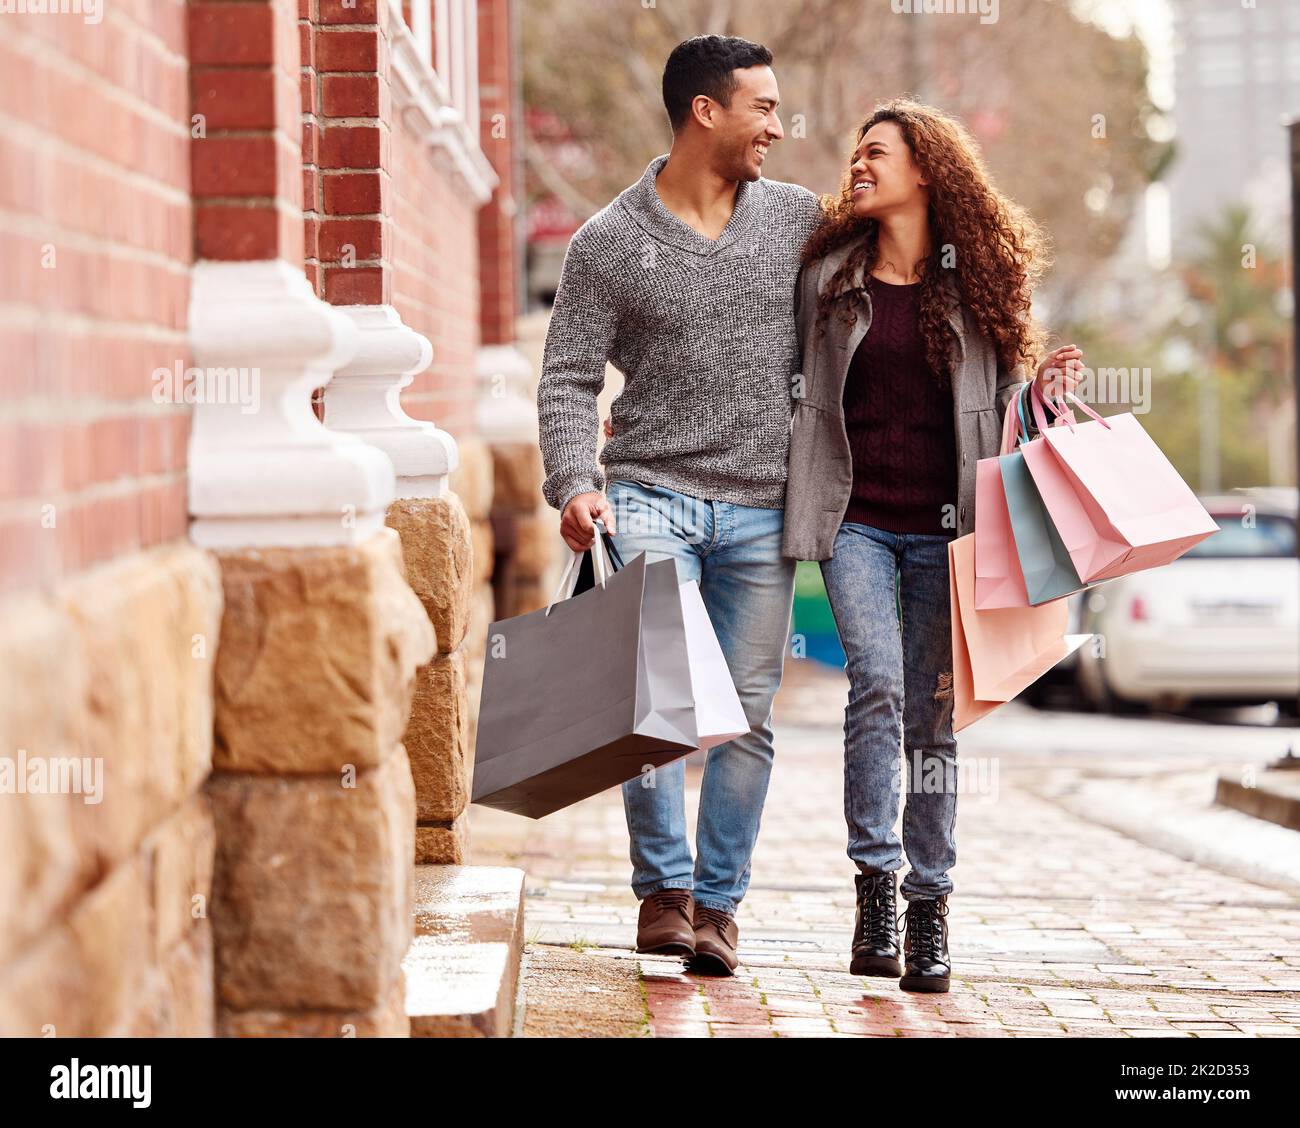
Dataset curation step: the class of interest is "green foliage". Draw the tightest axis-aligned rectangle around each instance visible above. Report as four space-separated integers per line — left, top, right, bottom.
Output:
521 0 1167 297
1059 203 1295 491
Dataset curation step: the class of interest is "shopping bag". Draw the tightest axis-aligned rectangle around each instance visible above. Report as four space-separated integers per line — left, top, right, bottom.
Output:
974 384 1031 608
1019 383 1218 582
948 533 1089 732
472 532 698 818
1000 449 1089 605
678 578 748 751
576 529 747 751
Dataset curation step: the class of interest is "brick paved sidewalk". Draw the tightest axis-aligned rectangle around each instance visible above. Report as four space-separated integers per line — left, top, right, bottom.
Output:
472 662 1300 1038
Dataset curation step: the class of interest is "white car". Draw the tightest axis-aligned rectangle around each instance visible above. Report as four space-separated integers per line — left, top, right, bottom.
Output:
1075 491 1299 716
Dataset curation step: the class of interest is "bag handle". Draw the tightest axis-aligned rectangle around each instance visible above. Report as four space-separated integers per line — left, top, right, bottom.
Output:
1028 379 1112 435
1022 379 1054 438
1005 381 1046 452
1000 382 1028 455
545 519 617 616
1061 389 1111 428
598 522 625 570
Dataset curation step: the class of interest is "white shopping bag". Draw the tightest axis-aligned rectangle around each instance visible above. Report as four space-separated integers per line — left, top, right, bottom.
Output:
677 580 749 751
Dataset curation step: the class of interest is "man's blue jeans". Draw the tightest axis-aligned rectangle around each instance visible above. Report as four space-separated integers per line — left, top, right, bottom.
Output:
605 479 795 916
820 522 959 901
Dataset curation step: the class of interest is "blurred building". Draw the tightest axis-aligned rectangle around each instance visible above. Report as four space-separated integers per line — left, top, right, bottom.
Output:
0 0 551 1037
523 107 590 308
1169 0 1300 243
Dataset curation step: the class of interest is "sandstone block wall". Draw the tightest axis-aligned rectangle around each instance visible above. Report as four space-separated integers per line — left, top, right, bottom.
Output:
491 442 559 620
208 528 433 1037
388 449 487 865
0 545 222 1036
395 436 555 867
451 437 496 754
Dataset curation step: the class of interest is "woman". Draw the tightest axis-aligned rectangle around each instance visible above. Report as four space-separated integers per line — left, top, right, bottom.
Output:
782 99 1083 993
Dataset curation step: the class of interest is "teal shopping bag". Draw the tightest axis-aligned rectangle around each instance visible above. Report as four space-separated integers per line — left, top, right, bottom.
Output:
998 451 1088 606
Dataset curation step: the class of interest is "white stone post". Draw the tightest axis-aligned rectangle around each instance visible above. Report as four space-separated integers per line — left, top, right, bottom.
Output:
324 305 459 500
474 343 537 444
187 260 396 549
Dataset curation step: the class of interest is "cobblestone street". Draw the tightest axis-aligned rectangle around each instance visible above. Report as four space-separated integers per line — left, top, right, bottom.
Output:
472 661 1300 1038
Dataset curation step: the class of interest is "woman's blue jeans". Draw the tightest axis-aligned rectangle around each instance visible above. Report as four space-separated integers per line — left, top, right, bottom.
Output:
820 521 959 901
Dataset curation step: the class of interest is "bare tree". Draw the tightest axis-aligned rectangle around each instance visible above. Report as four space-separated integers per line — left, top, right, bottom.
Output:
522 0 1167 309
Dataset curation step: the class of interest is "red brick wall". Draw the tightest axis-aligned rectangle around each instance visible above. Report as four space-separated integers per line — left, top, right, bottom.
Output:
477 0 516 346
309 0 391 305
0 1 505 599
390 118 481 439
191 0 304 264
0 2 192 597
306 0 483 439
301 0 324 292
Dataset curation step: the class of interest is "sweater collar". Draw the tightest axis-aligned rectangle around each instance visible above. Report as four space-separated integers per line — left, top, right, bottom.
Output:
621 153 759 257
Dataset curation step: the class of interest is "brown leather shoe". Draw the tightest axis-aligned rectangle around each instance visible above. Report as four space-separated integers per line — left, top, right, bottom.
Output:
689 905 739 976
636 889 696 956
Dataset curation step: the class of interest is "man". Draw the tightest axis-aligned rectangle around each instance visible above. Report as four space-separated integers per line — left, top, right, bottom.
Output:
536 35 821 975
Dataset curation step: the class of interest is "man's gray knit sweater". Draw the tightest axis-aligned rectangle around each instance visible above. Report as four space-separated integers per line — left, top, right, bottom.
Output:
537 154 823 512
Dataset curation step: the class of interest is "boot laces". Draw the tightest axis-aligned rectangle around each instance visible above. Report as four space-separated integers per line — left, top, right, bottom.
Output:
904 897 948 960
855 877 895 948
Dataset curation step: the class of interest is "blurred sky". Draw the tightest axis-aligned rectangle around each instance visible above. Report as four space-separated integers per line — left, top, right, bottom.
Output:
1083 0 1175 109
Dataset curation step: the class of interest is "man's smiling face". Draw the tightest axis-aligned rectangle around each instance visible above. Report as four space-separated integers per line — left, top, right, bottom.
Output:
709 64 784 182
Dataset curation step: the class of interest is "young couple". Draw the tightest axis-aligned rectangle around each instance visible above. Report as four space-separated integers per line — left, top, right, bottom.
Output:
536 35 1083 990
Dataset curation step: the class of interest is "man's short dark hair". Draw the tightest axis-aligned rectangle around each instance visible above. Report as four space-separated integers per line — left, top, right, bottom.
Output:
662 35 773 132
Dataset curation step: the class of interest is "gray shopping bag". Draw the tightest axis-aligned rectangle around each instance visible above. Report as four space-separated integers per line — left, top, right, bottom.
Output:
471 540 698 819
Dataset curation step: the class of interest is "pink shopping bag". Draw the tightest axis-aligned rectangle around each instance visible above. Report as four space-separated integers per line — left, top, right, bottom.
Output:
974 383 1030 608
1018 383 1217 582
949 533 1089 733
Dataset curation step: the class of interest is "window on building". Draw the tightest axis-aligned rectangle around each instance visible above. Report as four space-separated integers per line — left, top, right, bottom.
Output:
397 0 479 138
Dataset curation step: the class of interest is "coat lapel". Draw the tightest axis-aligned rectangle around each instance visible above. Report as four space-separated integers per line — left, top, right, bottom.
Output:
940 271 968 407
814 239 865 297
812 242 870 395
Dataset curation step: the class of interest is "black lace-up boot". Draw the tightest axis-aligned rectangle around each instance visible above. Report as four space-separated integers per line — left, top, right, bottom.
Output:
849 872 902 977
900 894 951 993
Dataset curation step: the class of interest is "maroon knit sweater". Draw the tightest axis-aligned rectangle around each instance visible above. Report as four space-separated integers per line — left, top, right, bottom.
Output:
842 279 958 535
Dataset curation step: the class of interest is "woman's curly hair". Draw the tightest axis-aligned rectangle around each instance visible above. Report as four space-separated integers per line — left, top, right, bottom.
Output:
804 98 1050 382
